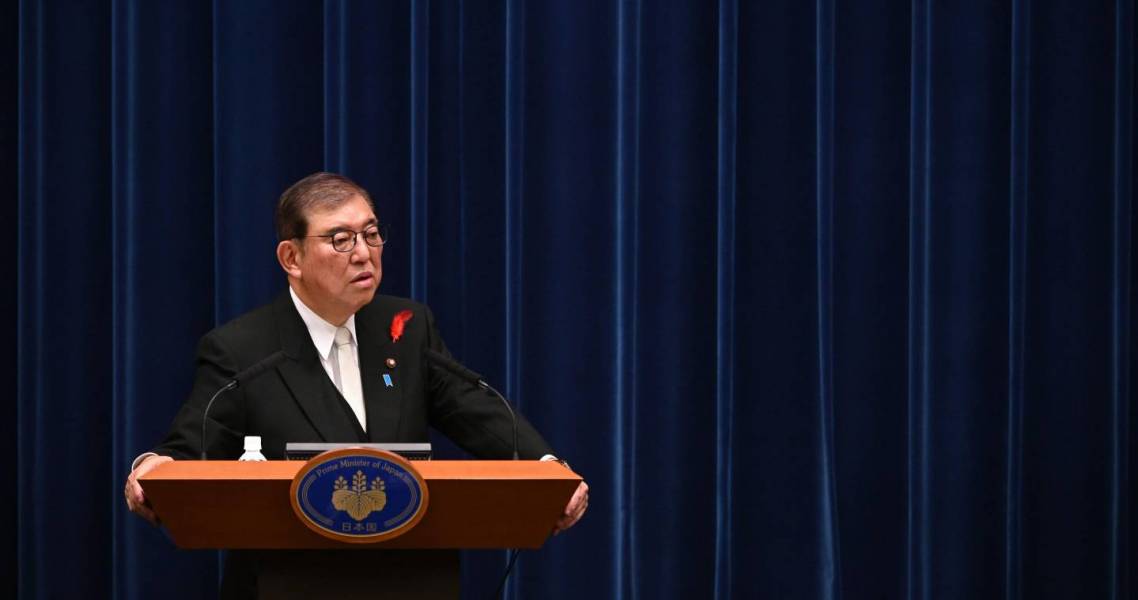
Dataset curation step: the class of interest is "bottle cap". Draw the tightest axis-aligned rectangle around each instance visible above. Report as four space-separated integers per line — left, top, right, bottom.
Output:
244 436 262 452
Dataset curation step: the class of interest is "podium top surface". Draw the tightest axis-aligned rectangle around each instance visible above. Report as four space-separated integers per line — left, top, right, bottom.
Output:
140 459 581 550
142 459 578 481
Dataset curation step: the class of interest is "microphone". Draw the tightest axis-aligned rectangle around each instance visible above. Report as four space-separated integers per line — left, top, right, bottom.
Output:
424 348 519 460
200 351 287 460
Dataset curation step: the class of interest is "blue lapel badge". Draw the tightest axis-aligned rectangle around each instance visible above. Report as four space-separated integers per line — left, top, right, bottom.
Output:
382 373 394 388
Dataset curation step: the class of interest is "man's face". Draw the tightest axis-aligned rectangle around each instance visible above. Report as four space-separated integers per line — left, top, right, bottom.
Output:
292 194 383 320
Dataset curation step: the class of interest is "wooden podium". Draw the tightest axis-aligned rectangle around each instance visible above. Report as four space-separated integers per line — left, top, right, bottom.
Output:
139 460 581 599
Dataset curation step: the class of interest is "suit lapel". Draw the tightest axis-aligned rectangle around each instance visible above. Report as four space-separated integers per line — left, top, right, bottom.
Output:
273 292 365 442
357 304 406 442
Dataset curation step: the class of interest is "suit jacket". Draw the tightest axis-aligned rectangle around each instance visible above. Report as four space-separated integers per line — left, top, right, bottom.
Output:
154 290 553 461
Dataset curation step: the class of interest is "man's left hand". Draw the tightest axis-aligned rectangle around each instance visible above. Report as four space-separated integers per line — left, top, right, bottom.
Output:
554 480 589 535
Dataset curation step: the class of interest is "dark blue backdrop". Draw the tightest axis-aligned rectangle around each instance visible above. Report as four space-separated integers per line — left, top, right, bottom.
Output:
9 1 1136 598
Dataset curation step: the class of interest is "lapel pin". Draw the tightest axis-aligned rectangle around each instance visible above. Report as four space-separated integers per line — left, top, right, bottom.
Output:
382 373 394 388
385 357 397 369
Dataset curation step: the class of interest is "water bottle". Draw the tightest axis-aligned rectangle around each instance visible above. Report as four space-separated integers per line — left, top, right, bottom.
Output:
238 436 267 461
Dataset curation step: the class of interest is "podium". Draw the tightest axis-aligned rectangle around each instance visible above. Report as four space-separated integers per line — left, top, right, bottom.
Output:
139 460 581 599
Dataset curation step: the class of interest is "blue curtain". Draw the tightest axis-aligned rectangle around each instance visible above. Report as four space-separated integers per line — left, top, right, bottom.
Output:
11 1 1135 598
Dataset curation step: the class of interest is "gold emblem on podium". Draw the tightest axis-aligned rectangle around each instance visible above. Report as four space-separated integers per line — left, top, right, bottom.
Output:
290 448 428 543
331 470 388 521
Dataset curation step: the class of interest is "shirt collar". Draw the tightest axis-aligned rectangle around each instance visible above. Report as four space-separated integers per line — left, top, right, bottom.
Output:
289 286 357 361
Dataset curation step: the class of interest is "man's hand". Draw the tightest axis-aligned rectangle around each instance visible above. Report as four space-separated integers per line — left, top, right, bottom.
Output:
554 480 589 535
124 454 173 525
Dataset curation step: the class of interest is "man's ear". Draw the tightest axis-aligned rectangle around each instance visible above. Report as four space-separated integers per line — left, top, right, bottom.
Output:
277 240 303 278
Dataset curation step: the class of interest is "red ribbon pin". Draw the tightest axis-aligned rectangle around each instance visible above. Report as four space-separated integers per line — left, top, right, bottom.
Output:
390 309 414 342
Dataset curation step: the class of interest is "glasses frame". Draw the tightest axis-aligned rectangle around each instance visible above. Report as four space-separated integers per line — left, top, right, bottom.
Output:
302 224 389 253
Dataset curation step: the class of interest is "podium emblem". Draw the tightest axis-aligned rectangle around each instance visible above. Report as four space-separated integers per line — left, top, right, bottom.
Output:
332 470 387 519
289 447 429 543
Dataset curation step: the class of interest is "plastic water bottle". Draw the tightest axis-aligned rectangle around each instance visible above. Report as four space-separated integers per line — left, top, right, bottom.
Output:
238 436 268 461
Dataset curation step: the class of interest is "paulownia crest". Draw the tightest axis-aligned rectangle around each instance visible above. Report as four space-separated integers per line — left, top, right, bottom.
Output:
331 470 388 521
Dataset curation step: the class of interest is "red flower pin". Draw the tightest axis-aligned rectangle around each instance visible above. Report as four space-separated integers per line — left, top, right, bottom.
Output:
390 309 414 342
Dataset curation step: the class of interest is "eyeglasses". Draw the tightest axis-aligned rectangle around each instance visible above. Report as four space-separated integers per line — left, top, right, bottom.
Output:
304 224 389 253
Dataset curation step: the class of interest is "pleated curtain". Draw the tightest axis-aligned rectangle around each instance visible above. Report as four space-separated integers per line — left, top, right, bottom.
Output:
11 1 1134 598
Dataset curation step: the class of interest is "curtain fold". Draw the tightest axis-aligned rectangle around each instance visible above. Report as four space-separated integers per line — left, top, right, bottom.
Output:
907 0 932 596
11 1 1135 598
815 0 842 596
1109 0 1133 595
714 0 736 597
615 1 641 599
1004 1 1030 598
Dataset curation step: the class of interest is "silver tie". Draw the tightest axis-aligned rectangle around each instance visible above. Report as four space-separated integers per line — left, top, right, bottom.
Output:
333 327 367 431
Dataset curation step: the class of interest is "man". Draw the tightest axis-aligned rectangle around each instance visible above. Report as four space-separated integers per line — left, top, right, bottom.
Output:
124 172 588 595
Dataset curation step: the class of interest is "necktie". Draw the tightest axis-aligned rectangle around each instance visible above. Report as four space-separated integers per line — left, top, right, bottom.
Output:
334 327 367 431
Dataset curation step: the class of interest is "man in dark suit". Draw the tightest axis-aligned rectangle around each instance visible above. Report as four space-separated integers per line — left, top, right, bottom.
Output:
123 172 588 594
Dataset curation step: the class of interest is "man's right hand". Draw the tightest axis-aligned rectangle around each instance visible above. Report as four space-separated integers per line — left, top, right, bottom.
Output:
124 454 173 525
